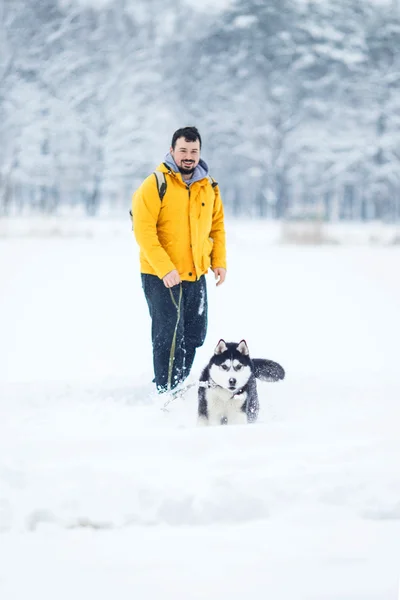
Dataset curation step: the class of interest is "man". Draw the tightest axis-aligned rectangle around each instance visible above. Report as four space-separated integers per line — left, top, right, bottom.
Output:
132 126 227 393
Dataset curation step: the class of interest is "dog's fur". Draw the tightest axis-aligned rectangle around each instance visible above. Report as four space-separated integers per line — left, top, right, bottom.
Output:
197 339 285 426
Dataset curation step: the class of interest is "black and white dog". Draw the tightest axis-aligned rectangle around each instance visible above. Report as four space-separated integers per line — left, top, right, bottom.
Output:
197 339 285 426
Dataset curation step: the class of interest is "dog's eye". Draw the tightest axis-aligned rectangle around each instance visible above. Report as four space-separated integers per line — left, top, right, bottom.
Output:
221 364 229 371
234 365 243 371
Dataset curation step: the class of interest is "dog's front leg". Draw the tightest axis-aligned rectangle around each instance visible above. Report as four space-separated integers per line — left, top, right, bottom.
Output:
197 415 209 427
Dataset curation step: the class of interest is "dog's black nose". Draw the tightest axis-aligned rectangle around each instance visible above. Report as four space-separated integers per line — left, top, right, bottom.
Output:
229 378 236 386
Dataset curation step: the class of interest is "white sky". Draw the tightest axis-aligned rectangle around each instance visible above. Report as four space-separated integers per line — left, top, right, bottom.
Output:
74 0 393 6
75 0 232 8
184 0 232 8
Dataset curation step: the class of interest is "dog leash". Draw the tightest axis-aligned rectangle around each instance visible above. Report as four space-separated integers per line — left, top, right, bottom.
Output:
160 380 246 413
167 284 183 391
202 378 245 398
160 381 197 412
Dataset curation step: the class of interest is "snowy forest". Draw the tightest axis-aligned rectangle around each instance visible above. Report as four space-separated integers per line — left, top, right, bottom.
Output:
1 0 400 220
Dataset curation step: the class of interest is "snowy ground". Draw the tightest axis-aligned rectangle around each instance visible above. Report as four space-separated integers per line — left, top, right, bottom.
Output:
1 218 400 599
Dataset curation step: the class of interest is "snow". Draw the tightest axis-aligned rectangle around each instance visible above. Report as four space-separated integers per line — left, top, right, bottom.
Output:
233 15 257 29
1 219 400 599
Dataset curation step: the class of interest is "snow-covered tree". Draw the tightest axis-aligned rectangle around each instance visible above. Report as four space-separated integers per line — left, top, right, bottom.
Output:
1 0 399 221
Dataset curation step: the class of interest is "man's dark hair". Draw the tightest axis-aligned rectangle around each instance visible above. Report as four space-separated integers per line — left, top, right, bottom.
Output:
171 126 202 149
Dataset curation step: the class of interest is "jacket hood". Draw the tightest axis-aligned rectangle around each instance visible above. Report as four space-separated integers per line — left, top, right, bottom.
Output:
164 152 209 185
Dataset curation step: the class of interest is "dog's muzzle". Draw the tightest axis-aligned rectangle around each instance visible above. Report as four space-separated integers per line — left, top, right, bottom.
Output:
228 378 236 390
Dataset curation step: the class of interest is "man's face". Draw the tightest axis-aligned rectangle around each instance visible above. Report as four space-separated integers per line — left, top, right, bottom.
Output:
170 137 200 176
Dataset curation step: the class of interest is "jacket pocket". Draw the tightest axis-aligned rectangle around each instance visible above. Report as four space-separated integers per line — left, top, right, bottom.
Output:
202 237 213 271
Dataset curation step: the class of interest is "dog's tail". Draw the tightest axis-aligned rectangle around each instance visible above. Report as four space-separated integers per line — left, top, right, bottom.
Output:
252 358 285 382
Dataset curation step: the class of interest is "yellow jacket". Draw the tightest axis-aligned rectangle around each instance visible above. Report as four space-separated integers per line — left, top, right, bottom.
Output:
132 162 227 281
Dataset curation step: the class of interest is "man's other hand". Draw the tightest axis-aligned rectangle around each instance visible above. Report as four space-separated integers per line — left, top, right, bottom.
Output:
163 269 181 288
213 267 227 287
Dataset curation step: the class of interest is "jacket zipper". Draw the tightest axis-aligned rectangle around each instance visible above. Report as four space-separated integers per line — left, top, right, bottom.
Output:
187 185 195 268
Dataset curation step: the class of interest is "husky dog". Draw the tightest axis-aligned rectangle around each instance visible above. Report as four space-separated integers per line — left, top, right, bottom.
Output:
197 339 285 426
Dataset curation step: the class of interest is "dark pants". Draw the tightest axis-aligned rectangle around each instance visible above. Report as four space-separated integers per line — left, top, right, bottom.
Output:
141 274 208 392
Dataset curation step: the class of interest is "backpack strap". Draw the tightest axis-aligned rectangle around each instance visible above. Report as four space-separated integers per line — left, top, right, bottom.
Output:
156 169 217 197
207 175 218 188
130 171 217 229
129 170 167 228
154 170 167 201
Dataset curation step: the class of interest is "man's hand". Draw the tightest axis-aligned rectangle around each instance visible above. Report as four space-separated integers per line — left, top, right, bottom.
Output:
163 269 181 288
213 267 227 287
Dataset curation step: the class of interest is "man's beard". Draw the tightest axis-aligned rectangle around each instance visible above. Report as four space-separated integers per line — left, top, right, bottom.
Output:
178 162 195 176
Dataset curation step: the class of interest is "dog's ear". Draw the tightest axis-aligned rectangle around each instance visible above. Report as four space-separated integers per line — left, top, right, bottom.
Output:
214 339 228 355
237 340 249 356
